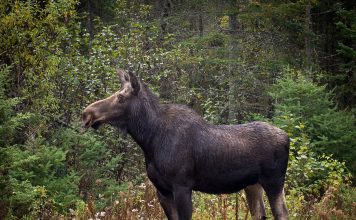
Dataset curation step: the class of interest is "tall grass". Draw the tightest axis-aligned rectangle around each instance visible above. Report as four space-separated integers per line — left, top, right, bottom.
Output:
54 178 355 220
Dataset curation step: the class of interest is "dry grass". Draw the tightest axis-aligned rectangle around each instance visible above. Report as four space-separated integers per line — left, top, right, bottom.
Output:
313 186 356 220
64 180 355 220
193 193 251 220
68 178 252 220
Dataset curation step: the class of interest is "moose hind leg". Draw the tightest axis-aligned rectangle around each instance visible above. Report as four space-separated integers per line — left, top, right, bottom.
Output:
157 190 179 220
244 184 266 220
262 180 288 220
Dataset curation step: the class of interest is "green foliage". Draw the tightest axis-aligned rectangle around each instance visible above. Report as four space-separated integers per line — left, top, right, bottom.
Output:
0 0 355 218
282 116 349 192
1 141 80 218
0 65 33 218
272 113 351 219
333 8 356 107
1 125 130 219
270 68 356 174
269 67 354 217
0 63 127 218
53 128 127 210
0 0 79 114
0 65 32 147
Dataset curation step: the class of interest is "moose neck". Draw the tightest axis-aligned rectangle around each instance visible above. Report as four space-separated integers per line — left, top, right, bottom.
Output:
125 94 160 154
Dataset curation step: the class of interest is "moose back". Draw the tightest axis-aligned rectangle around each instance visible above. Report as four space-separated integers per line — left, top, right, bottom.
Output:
82 69 289 220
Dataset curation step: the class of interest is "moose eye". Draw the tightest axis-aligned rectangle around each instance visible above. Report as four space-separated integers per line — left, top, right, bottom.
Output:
117 94 125 103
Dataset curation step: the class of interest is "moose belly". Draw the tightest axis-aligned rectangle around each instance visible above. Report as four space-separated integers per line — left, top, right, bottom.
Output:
192 168 259 194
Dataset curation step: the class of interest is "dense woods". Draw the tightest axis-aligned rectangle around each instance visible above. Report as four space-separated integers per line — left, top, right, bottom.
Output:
0 0 355 219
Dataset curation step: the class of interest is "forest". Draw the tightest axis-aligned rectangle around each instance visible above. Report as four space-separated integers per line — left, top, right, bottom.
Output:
0 0 355 219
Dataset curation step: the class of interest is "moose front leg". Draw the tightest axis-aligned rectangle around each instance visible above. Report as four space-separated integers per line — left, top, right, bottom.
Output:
173 186 193 220
157 190 178 220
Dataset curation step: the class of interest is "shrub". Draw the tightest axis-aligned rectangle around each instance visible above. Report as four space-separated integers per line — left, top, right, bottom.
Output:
0 65 33 218
269 68 356 175
273 113 351 219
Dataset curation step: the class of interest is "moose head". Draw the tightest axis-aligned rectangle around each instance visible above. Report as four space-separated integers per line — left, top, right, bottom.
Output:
82 69 141 130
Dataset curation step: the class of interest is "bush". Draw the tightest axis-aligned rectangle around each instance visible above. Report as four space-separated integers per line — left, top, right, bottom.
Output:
269 68 356 175
0 65 33 218
0 65 126 218
273 114 351 219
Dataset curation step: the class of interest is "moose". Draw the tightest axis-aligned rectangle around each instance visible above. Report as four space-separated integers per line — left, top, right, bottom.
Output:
82 69 289 220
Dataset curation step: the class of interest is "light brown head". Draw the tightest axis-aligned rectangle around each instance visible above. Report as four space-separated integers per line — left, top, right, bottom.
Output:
82 69 140 129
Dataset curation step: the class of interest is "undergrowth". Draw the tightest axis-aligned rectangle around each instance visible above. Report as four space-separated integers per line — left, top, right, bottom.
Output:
20 178 353 220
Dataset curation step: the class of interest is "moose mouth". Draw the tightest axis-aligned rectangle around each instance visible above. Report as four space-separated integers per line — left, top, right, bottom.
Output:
83 120 102 130
91 121 102 129
83 114 104 130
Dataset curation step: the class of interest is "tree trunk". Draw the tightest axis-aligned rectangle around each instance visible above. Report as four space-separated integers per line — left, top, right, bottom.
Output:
87 0 93 53
305 4 312 73
198 13 203 36
228 1 239 124
160 0 170 34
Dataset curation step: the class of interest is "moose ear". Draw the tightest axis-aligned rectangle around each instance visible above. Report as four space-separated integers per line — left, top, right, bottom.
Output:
128 70 140 95
117 69 130 84
117 69 140 95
